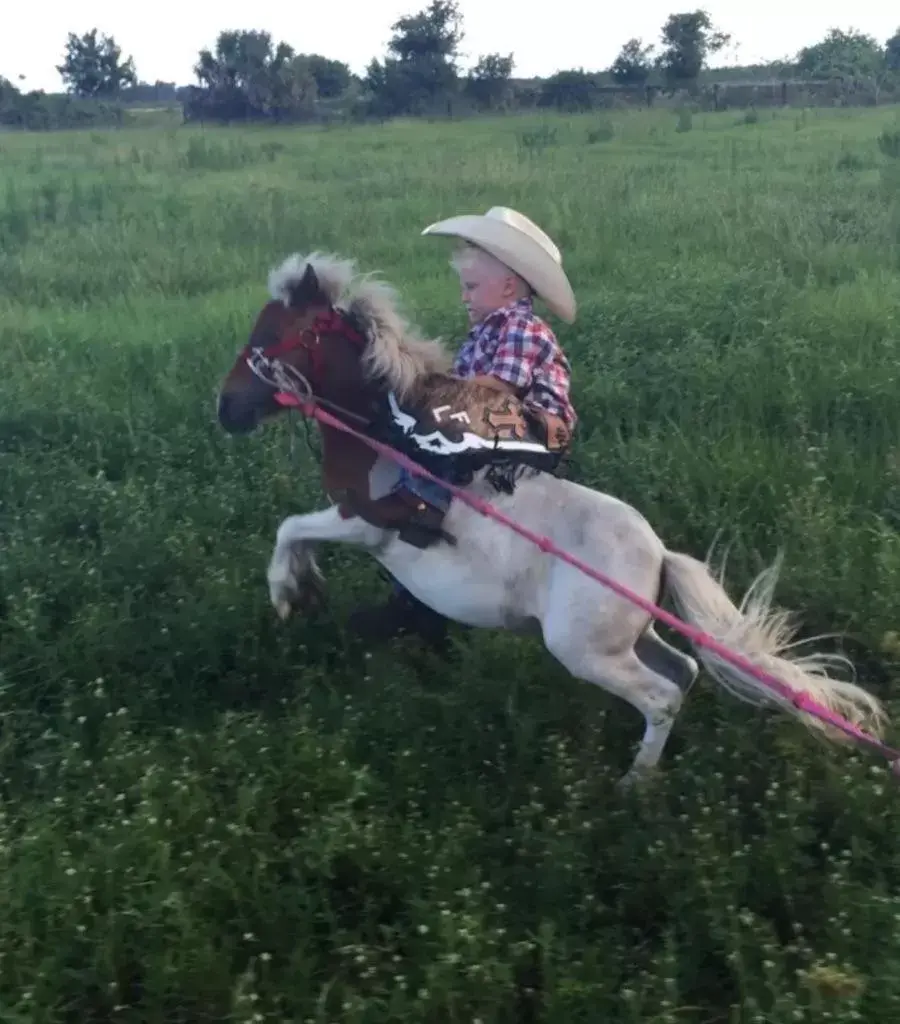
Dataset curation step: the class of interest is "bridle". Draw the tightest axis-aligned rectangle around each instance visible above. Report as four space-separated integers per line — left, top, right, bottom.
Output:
243 308 373 428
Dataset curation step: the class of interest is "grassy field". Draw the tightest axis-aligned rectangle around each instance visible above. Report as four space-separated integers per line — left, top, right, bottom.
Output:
3 105 900 1021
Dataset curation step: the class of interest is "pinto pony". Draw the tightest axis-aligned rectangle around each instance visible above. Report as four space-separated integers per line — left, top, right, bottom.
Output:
217 252 887 787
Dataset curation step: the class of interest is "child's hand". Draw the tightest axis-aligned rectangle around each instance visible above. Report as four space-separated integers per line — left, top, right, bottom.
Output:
469 374 518 396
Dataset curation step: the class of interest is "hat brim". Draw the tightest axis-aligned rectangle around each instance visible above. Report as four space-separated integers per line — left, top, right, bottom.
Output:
422 215 577 324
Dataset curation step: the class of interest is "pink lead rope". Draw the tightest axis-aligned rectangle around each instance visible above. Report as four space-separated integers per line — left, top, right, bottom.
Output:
272 390 900 779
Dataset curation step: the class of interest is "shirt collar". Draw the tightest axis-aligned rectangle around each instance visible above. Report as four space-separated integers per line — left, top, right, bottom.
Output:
471 296 533 332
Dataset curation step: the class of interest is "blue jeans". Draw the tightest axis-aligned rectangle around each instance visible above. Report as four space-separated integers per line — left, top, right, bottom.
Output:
390 466 452 596
396 466 453 511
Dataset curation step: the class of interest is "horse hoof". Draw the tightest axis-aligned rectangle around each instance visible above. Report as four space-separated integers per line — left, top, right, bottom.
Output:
616 766 658 792
274 598 293 621
270 576 325 620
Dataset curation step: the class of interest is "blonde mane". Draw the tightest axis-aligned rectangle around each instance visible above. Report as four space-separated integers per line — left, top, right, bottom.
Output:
267 252 452 398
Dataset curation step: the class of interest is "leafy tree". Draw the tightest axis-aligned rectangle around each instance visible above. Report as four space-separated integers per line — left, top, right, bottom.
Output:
388 0 463 64
363 59 409 118
365 0 463 116
465 53 514 110
298 55 352 99
796 29 892 103
0 75 18 103
57 29 137 98
655 11 729 89
610 38 655 86
191 30 318 122
539 69 601 111
796 28 884 77
887 27 900 71
0 75 22 125
0 79 125 129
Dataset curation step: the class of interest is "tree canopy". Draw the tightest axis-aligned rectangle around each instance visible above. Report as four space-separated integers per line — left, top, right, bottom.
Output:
6 8 900 129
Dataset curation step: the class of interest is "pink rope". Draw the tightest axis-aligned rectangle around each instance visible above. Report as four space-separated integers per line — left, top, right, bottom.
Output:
274 392 900 773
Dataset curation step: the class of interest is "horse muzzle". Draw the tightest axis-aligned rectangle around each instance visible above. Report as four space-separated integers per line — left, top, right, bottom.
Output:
217 392 261 435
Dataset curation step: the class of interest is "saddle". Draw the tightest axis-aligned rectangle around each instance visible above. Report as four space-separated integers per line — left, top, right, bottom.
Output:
374 373 570 490
338 376 570 551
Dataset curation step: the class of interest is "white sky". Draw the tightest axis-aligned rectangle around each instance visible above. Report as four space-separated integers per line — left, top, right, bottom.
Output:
4 0 898 93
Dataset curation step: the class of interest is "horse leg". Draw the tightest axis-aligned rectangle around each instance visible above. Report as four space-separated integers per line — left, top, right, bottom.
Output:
268 506 387 620
635 624 700 694
542 585 685 787
554 640 684 786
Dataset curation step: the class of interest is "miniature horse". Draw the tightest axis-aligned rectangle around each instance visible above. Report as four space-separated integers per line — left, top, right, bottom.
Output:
217 251 887 787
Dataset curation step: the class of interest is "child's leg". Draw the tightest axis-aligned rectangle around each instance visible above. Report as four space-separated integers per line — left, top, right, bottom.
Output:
348 465 453 646
349 571 450 649
397 466 453 513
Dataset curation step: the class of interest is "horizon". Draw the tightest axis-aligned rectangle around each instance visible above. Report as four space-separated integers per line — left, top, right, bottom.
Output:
4 0 898 94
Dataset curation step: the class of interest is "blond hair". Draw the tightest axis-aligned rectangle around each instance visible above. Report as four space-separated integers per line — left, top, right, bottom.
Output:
449 243 533 298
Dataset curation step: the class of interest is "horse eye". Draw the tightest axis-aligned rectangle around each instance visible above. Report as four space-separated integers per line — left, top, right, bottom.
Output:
252 323 278 349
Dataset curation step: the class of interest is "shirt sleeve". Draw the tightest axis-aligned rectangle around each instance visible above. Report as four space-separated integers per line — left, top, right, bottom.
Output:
488 314 554 390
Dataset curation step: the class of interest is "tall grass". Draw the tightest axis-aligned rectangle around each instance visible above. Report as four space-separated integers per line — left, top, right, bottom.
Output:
1 107 900 1021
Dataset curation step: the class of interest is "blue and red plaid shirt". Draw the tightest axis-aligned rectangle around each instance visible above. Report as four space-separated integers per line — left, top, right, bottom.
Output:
451 298 577 430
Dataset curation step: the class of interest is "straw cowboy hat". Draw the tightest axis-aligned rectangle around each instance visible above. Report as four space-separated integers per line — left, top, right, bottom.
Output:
421 206 577 324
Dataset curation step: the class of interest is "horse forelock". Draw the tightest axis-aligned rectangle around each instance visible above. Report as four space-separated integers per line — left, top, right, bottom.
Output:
266 251 452 400
267 251 356 308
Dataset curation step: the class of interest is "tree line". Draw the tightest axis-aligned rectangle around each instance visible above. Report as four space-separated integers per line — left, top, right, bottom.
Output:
3 4 900 129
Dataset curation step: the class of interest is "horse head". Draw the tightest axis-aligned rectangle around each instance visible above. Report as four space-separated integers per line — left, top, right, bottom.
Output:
217 252 452 436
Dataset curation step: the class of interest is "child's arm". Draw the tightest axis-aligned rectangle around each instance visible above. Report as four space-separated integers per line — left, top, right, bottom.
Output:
485 311 554 395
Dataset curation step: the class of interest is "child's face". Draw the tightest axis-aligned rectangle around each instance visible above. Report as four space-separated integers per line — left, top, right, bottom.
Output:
455 255 519 326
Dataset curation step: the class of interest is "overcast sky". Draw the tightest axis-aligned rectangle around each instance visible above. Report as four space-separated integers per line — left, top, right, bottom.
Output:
4 0 897 93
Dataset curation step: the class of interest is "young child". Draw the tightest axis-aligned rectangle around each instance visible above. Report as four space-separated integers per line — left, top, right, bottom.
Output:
348 206 578 646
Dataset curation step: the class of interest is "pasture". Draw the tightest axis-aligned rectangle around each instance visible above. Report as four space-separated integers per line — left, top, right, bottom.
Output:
2 105 900 1021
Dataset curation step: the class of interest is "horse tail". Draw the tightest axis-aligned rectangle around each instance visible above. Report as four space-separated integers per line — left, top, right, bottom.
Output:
661 549 888 745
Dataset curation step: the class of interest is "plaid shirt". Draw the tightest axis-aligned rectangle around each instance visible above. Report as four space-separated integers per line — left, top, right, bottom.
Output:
451 298 576 429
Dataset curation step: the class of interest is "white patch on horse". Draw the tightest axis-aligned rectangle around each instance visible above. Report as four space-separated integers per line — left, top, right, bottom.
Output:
265 468 889 787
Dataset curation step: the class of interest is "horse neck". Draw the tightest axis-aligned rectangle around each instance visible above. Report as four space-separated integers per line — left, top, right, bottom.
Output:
318 418 376 498
316 332 380 494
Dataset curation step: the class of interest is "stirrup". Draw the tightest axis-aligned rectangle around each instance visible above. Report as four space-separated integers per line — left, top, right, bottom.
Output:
397 518 457 550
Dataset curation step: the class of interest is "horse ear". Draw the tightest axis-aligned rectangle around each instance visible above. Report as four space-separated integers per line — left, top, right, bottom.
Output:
286 263 329 310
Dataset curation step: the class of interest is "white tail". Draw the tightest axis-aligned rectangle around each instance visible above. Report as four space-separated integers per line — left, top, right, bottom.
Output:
662 549 888 745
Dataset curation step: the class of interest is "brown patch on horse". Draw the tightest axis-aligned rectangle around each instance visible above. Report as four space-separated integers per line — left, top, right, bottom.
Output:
336 486 457 549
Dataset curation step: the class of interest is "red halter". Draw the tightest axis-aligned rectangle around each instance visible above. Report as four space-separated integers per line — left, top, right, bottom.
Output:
244 308 366 382
243 307 372 428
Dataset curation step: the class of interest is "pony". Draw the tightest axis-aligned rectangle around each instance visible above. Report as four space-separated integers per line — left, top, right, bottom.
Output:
216 251 888 788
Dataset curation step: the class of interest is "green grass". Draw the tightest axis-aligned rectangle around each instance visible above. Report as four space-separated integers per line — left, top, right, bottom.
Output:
2 105 900 1021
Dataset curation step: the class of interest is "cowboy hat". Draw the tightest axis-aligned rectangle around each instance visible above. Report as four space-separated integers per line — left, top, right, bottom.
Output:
421 206 577 324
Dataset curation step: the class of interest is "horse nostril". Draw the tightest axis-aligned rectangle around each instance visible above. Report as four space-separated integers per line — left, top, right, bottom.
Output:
217 392 258 434
218 393 242 428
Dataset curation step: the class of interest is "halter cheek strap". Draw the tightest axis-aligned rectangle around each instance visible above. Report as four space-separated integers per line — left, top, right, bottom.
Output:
244 309 369 423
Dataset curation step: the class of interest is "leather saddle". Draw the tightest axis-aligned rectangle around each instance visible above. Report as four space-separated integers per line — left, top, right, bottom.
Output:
336 376 570 550
372 374 570 487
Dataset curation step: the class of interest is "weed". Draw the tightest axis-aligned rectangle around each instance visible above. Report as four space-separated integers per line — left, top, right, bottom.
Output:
586 119 615 144
517 124 558 155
